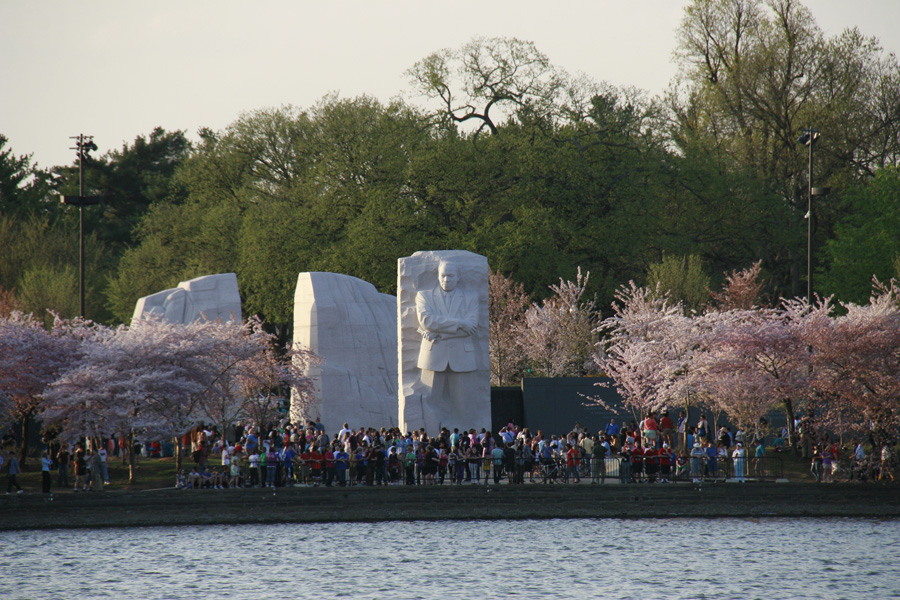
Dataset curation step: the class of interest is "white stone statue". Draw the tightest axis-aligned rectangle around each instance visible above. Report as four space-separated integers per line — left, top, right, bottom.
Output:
292 272 398 433
132 273 242 324
398 251 490 434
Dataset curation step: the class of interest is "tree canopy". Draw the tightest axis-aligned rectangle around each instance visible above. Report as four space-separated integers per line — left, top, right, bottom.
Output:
1 0 898 337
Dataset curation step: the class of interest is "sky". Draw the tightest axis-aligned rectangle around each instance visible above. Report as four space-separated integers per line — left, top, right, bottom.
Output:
2 0 899 170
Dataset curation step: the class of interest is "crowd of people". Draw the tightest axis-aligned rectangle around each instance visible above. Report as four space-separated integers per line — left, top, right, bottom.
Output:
3 410 894 494
0 440 109 496
168 411 786 490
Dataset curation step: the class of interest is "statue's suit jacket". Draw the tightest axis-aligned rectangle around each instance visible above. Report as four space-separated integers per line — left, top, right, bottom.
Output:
415 287 479 373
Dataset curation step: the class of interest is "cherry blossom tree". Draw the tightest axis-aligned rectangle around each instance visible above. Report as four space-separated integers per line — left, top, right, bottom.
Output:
594 282 707 432
692 309 785 437
519 267 598 377
0 311 85 465
44 315 320 478
693 301 817 447
710 261 766 310
198 316 318 439
43 317 212 480
488 269 530 386
802 280 900 445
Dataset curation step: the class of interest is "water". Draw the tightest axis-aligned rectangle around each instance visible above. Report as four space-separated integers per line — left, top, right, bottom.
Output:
2 518 898 599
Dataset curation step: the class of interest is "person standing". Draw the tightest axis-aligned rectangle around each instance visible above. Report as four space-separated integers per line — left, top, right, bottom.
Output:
565 443 581 483
90 450 105 492
659 411 675 448
641 412 658 447
705 440 719 480
323 445 335 487
97 444 110 485
266 446 278 488
41 451 53 495
5 451 24 494
753 440 766 478
580 434 594 480
690 442 706 483
248 449 260 487
732 442 747 483
630 443 645 483
604 418 620 439
811 445 824 483
56 445 70 488
880 445 894 482
491 443 505 484
334 446 349 487
822 445 834 482
696 415 709 443
658 443 672 483
591 437 606 483
229 451 243 488
74 449 87 491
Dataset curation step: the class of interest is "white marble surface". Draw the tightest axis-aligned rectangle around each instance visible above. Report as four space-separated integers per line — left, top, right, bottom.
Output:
292 272 398 433
398 251 490 434
132 273 242 324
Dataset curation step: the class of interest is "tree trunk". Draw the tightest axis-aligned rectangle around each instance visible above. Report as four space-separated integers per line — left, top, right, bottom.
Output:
681 396 692 451
782 398 797 452
175 435 182 473
710 408 724 443
18 412 32 468
127 431 137 484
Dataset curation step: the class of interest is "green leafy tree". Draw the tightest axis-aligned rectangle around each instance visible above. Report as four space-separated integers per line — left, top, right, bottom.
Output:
819 168 900 303
672 0 900 297
0 213 113 324
647 254 711 313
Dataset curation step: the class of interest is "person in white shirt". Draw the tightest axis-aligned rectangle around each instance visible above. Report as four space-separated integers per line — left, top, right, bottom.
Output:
97 446 110 485
338 423 352 444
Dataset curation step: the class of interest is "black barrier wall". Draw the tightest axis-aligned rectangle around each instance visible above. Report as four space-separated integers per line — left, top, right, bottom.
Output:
493 378 789 439
520 377 623 434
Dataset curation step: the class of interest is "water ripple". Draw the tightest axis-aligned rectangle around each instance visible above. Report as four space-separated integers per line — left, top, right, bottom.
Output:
0 518 897 599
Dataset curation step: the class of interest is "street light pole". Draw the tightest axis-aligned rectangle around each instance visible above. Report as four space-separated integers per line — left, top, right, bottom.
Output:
797 128 820 301
77 136 86 318
61 134 100 318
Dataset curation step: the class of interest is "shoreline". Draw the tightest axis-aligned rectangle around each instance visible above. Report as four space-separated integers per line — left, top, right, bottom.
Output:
1 482 898 530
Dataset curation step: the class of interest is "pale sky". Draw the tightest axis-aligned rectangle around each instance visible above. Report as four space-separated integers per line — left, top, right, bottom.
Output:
2 0 899 170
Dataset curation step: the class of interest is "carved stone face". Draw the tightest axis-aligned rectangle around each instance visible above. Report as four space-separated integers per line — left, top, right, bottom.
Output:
438 263 459 292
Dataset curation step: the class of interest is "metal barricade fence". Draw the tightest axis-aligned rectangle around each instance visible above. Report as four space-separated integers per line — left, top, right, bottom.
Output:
237 453 785 486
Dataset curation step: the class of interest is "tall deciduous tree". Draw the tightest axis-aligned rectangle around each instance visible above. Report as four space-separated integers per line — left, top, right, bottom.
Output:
673 0 900 296
519 268 598 377
407 36 565 136
488 269 530 386
197 316 318 440
692 305 811 441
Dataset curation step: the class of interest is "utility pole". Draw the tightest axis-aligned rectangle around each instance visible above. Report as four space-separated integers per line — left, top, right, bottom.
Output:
60 134 101 318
